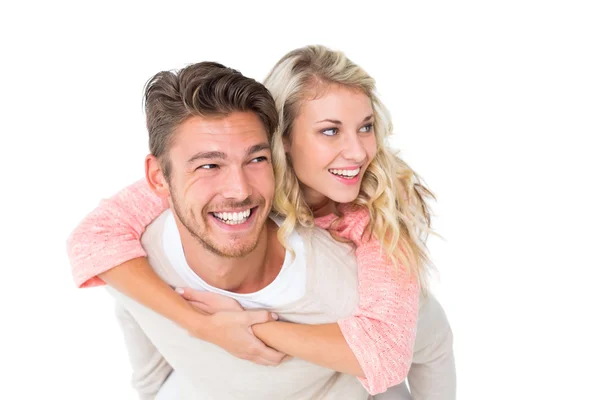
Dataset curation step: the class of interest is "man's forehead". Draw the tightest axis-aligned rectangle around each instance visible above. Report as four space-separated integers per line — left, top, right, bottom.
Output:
172 113 270 154
178 112 267 136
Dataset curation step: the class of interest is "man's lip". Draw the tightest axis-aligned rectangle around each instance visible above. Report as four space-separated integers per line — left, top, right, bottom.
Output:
208 205 259 230
209 206 258 214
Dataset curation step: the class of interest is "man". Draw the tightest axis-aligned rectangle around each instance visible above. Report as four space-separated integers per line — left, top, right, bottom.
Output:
102 61 455 400
109 61 371 399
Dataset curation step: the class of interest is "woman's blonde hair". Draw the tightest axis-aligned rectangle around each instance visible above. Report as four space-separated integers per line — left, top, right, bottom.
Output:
263 45 434 288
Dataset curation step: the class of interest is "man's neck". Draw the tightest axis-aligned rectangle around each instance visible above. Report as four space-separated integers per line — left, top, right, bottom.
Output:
178 218 285 294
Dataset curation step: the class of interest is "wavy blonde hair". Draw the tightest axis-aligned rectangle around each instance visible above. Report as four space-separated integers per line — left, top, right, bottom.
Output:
263 45 434 288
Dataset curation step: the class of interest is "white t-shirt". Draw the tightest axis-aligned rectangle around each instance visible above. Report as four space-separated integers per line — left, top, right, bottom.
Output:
162 210 306 309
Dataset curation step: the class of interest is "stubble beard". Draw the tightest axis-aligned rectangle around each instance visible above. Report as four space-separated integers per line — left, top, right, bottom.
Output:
171 192 265 258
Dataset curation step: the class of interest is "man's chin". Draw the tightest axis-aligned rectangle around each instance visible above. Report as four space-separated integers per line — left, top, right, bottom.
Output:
207 240 259 258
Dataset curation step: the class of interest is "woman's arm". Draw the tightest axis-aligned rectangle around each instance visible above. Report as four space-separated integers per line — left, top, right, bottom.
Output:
175 207 418 393
67 180 205 325
181 215 417 390
177 288 361 375
252 322 363 375
100 257 204 329
255 208 419 395
67 179 168 288
66 179 285 365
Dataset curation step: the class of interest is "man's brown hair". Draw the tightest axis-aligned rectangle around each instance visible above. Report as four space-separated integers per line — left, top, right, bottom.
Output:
144 61 278 180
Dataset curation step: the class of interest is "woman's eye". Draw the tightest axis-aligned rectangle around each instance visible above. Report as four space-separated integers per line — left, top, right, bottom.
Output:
321 127 338 136
359 123 373 133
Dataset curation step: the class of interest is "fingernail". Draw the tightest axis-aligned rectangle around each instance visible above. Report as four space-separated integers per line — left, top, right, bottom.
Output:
175 287 184 294
271 313 279 320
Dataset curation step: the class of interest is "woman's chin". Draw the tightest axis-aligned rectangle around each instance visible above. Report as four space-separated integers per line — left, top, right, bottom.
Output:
325 190 360 204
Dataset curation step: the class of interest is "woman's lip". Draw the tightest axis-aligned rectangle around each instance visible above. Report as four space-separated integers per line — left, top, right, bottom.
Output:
329 170 361 185
328 166 362 170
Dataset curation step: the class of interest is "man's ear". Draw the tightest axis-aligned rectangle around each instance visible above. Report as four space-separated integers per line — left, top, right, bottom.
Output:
145 154 170 198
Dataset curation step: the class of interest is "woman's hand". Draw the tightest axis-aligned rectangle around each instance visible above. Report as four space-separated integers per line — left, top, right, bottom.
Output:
177 289 244 314
176 288 288 366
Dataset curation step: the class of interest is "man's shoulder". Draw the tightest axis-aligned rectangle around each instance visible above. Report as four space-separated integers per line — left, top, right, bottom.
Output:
140 209 187 288
140 209 175 252
294 223 353 250
286 223 356 271
142 209 172 241
268 214 353 250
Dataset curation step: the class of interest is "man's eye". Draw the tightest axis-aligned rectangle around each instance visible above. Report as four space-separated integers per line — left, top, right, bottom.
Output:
197 164 218 170
321 127 338 136
359 123 373 133
250 156 268 163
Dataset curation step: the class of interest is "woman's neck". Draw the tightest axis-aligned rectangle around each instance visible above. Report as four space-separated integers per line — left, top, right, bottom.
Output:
302 186 337 218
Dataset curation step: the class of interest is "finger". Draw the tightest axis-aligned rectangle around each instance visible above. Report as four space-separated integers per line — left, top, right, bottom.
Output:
245 310 279 325
248 338 287 364
178 289 244 311
188 301 213 314
254 356 280 366
257 345 287 365
201 292 243 310
249 356 276 366
251 351 286 366
176 287 212 302
243 336 286 365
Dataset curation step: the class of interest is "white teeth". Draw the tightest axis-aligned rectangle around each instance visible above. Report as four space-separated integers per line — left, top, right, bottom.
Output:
213 209 251 224
330 168 360 177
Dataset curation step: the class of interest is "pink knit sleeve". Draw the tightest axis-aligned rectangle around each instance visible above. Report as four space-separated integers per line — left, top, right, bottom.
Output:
315 207 419 395
66 179 169 288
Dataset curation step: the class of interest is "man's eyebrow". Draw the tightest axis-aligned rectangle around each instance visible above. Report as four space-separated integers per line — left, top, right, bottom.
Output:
246 142 271 155
187 151 227 164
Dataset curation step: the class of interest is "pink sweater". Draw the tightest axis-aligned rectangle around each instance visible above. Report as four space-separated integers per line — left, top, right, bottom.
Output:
67 180 419 394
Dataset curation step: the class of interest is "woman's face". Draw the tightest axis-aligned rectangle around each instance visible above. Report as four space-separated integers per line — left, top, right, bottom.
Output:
286 84 377 207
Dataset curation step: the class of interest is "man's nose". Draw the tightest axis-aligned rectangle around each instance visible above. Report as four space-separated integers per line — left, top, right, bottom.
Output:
221 167 252 200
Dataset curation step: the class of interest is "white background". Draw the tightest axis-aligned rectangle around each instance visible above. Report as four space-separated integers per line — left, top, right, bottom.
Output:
1 0 599 399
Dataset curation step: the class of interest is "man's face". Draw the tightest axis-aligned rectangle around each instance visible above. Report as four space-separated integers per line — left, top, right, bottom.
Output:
165 111 275 258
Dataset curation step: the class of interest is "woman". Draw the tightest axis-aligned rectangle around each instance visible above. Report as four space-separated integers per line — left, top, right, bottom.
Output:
68 45 455 398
